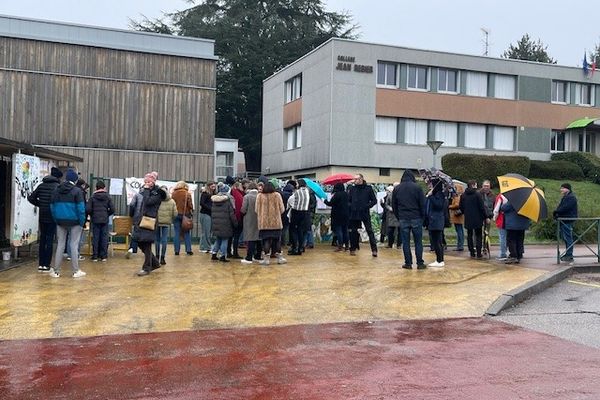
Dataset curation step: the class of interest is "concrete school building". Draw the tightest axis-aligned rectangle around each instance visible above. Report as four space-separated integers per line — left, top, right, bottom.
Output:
262 38 600 182
0 14 217 182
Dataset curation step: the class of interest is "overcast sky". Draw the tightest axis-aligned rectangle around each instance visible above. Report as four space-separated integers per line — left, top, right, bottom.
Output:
0 0 595 66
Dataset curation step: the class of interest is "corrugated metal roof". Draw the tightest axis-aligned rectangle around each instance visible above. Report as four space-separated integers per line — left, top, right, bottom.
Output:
0 14 216 60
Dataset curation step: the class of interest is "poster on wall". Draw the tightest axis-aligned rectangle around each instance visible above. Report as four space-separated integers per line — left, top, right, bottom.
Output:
125 178 198 208
11 153 41 246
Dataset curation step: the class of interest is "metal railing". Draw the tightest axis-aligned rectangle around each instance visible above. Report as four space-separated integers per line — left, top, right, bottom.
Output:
556 217 600 264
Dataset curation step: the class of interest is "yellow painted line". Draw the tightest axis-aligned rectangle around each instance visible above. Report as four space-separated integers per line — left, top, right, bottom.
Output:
568 280 600 289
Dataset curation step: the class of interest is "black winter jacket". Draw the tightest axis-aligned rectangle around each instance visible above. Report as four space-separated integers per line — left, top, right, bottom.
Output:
200 191 213 216
348 183 377 221
86 190 115 224
392 170 426 221
132 185 166 243
324 184 350 227
28 175 60 223
459 188 487 229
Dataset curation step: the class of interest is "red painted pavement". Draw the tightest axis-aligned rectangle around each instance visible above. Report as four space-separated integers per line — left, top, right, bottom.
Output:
2 318 600 399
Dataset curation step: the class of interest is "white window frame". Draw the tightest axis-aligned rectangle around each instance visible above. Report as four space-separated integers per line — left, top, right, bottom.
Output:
285 74 302 103
465 71 488 97
404 118 428 145
377 61 398 88
375 117 398 144
216 151 234 178
493 126 515 151
574 83 593 106
550 130 566 153
493 74 516 100
284 125 302 151
437 68 458 93
407 65 429 91
434 121 458 147
551 80 567 104
464 123 487 149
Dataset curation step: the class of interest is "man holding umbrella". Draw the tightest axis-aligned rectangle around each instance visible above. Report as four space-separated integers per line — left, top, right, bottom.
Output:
348 174 378 257
553 183 578 262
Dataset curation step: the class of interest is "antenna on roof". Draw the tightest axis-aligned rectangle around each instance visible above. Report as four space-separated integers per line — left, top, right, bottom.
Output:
481 27 490 56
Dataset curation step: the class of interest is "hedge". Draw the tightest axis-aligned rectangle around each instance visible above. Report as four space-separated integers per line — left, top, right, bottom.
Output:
441 153 530 187
551 152 600 184
529 160 584 181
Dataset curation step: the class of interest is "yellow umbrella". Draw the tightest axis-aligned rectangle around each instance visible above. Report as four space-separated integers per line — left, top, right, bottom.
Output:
497 174 547 222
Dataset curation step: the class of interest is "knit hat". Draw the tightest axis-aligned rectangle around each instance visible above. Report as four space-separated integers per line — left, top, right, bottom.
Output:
50 167 63 179
65 169 78 183
144 172 157 184
225 175 235 185
560 182 572 192
219 184 230 193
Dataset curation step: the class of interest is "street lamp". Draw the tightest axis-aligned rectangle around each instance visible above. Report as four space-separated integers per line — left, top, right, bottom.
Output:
426 140 444 169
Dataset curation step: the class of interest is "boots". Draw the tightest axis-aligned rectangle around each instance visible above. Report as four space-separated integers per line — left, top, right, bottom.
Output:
160 257 166 265
211 253 218 261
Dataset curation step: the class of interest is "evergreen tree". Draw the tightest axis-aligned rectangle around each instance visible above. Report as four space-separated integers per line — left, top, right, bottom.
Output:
502 34 556 64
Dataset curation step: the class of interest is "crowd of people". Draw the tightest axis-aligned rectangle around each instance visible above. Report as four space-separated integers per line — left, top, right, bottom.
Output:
27 167 579 278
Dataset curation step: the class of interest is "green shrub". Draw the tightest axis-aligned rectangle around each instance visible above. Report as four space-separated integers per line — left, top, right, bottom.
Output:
551 152 600 184
441 153 530 187
529 160 584 181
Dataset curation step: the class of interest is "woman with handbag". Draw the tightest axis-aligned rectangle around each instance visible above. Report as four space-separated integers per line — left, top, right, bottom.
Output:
134 172 166 276
448 184 465 251
171 181 194 256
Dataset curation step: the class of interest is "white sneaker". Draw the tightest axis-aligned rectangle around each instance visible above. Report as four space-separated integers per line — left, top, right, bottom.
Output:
126 248 133 259
78 256 85 261
259 259 270 266
48 268 60 278
428 261 445 268
72 270 87 278
277 257 287 265
66 256 71 261
240 259 253 264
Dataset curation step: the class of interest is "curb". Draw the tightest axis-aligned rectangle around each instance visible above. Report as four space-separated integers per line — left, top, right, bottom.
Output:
486 265 581 316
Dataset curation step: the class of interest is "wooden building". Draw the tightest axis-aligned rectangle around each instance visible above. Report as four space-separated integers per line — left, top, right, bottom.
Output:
0 15 216 181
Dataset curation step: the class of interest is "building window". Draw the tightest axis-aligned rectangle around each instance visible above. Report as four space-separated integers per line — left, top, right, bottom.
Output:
404 119 428 145
577 132 594 152
464 124 487 149
550 131 565 152
494 75 516 100
285 74 302 103
377 62 398 87
437 68 458 93
407 65 428 90
465 71 488 97
574 83 593 106
379 168 391 176
493 126 515 151
434 121 458 147
216 151 234 178
552 80 567 103
375 117 398 143
285 125 302 150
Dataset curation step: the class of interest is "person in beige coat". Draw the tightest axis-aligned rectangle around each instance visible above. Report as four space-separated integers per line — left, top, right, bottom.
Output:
448 184 465 251
255 181 286 266
156 186 178 265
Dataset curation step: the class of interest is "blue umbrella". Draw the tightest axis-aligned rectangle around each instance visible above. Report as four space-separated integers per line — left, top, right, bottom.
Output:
302 177 327 200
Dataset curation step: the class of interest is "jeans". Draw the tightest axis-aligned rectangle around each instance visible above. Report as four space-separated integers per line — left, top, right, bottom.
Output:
467 227 483 257
290 210 308 252
155 225 169 259
399 219 424 266
454 223 464 250
430 229 444 262
138 241 159 272
349 216 377 252
498 228 507 258
91 223 109 259
173 214 192 254
228 224 243 256
305 229 314 247
54 225 83 274
212 237 229 257
38 221 56 267
333 224 349 248
199 213 213 251
560 222 574 257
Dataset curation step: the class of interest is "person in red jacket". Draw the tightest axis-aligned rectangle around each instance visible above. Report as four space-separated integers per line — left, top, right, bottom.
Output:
228 181 245 259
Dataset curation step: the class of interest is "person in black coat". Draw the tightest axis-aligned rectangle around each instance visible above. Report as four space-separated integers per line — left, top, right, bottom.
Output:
553 182 578 262
86 180 115 261
392 170 426 269
28 167 62 271
134 172 166 276
348 174 378 257
324 183 350 251
426 179 447 267
459 180 488 258
280 180 296 246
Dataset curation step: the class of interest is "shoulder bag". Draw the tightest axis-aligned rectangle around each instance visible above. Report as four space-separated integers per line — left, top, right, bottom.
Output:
182 193 194 232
